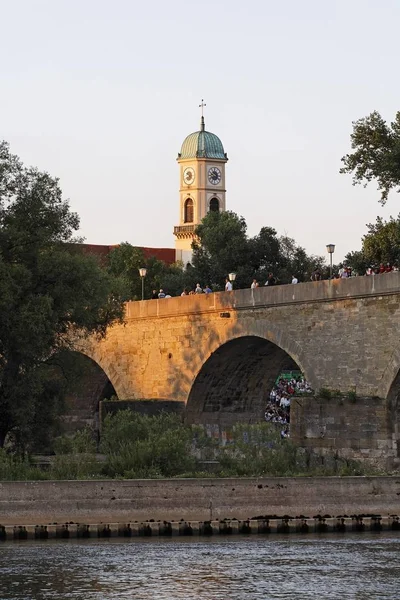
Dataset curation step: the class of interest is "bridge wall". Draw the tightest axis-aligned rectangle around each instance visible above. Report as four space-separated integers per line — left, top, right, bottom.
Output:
81 273 400 404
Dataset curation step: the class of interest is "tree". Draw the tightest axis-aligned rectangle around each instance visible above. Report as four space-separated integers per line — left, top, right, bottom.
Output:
192 210 251 288
0 141 124 450
345 214 400 271
340 110 400 205
276 235 325 283
192 211 325 288
107 243 193 298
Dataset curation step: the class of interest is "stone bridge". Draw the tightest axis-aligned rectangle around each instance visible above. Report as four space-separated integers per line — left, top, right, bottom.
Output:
77 273 400 430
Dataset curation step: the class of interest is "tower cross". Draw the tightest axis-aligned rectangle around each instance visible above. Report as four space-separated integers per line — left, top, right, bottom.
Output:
199 99 206 117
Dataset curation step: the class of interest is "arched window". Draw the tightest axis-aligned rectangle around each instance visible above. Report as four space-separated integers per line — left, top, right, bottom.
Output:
209 197 220 212
184 198 194 223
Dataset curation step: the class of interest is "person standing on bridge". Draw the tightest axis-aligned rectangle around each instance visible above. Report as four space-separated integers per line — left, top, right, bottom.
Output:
225 278 233 291
265 273 276 286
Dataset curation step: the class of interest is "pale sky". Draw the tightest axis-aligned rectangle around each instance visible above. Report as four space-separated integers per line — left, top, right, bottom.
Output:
1 0 400 262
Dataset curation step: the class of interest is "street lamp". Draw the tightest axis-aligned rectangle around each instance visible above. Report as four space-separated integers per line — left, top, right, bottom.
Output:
228 272 237 289
138 267 147 300
326 244 335 279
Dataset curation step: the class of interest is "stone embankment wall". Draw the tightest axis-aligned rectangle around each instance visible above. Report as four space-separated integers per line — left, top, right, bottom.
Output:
0 477 400 526
291 396 397 468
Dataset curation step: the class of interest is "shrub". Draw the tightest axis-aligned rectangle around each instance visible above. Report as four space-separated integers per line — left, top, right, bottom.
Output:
50 428 100 480
100 411 197 478
0 449 46 481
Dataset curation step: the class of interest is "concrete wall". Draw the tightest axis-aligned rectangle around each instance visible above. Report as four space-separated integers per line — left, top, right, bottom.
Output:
0 477 400 525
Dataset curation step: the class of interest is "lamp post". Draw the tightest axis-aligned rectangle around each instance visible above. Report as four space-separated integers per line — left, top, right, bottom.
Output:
138 267 147 300
228 272 237 289
326 244 335 279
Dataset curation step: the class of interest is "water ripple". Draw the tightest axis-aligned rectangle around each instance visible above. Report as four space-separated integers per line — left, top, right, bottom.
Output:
0 535 399 600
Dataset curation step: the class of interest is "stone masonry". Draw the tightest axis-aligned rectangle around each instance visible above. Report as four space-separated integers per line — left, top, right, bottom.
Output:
78 273 400 404
74 273 400 466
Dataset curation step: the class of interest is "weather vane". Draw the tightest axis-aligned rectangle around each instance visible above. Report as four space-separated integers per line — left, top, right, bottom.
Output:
199 99 206 118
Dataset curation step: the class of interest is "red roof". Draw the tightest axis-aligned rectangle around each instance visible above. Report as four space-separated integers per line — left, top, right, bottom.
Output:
77 244 176 265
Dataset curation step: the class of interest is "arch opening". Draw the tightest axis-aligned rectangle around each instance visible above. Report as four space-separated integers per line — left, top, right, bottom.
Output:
387 368 400 458
186 335 304 427
48 350 117 436
209 197 220 212
184 198 194 223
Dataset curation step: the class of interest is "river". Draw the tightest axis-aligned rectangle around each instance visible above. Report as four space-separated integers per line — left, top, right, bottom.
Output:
0 534 399 599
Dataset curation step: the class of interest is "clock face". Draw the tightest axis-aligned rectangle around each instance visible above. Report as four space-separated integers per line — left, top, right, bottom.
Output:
208 166 221 185
183 167 195 185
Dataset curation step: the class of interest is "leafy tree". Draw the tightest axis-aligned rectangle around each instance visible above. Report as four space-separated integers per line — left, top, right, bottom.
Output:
344 250 369 275
345 214 400 271
192 210 251 288
0 141 124 450
248 226 281 282
276 235 325 283
107 242 194 298
192 211 326 288
340 110 400 205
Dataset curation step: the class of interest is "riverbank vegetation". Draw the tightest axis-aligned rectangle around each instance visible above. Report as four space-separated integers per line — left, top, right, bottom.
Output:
0 412 377 481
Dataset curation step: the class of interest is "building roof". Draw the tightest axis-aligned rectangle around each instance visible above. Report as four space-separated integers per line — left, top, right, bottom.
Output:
178 117 226 160
78 244 176 266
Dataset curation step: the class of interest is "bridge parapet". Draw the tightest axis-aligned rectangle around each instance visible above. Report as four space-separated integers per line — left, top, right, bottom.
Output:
125 272 400 319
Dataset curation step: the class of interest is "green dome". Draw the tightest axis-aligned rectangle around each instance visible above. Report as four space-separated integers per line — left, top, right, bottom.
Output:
178 118 226 160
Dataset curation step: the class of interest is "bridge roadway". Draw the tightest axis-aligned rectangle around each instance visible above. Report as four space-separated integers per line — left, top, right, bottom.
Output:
77 272 400 422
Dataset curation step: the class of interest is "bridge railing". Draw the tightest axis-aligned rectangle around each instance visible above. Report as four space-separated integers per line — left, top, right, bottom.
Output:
124 272 400 319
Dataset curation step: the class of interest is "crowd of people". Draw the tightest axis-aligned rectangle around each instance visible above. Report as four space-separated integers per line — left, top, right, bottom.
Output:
264 374 313 439
365 263 399 275
149 262 399 299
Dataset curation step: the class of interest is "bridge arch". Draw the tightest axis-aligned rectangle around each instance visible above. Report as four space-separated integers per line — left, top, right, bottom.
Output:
377 344 400 401
69 334 132 401
185 327 315 426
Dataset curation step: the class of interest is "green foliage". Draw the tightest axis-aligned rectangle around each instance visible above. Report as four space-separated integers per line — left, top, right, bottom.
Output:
347 390 357 403
217 423 298 477
0 141 125 450
50 428 99 480
54 427 97 455
192 211 325 288
344 250 369 275
0 415 375 480
107 243 195 298
0 449 46 481
319 388 332 400
345 214 400 271
100 411 196 478
341 110 400 205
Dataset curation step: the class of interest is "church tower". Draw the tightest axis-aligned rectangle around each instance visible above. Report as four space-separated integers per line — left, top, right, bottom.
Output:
174 106 228 264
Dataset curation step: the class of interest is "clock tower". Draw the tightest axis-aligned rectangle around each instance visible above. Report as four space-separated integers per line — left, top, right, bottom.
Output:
174 110 228 264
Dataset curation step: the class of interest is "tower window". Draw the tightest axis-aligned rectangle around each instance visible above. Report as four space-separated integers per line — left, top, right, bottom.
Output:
209 197 220 212
184 198 194 223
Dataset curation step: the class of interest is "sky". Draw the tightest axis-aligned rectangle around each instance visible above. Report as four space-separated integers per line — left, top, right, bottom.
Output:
1 0 400 262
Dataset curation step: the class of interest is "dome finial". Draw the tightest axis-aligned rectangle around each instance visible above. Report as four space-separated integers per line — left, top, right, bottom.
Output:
199 98 206 131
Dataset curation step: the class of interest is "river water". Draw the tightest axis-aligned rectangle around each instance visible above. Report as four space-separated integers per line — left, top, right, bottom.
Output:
0 534 399 599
